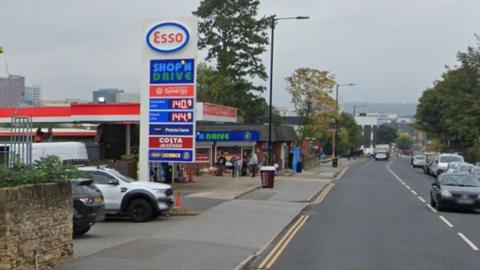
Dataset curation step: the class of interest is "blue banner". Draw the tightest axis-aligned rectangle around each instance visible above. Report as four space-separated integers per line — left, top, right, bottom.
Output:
149 124 194 136
150 59 195 84
196 130 260 142
149 98 194 110
150 111 194 123
149 149 193 162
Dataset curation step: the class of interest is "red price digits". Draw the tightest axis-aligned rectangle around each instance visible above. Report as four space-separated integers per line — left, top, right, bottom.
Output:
170 112 192 122
171 99 193 109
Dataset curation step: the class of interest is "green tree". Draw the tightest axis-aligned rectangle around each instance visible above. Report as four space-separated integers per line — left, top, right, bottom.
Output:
396 133 413 151
416 37 480 160
286 67 336 139
193 1 272 123
337 113 363 155
376 124 398 144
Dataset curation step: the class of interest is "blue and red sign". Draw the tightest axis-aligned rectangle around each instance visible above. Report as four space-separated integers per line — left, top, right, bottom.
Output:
150 59 194 84
149 98 194 110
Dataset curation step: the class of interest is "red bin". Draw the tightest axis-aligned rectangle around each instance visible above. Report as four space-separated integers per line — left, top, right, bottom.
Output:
260 166 276 189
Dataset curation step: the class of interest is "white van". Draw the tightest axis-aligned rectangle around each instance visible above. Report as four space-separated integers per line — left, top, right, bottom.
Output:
32 142 89 162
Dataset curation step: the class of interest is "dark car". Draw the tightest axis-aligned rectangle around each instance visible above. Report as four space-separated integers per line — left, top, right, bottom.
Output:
72 179 105 236
430 173 480 211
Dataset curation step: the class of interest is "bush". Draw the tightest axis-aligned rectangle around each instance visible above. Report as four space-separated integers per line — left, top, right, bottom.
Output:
0 156 83 188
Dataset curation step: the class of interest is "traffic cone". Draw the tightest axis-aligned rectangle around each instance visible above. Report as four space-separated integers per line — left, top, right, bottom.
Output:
175 191 183 209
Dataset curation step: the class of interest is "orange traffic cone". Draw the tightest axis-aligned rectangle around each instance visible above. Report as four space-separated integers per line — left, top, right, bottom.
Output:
175 191 183 209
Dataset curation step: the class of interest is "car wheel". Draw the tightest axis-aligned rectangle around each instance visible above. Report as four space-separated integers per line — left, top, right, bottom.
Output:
430 197 436 207
73 226 91 236
127 199 153 222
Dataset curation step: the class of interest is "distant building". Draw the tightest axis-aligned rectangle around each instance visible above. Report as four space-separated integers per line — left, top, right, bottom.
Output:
23 85 41 107
115 92 140 103
92 88 124 103
0 75 25 107
39 99 90 107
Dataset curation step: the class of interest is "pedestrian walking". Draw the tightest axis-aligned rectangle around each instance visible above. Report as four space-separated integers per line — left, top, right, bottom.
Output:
216 152 227 176
248 152 258 177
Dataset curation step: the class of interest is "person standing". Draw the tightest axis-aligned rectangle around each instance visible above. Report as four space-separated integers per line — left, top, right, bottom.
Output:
216 152 227 176
248 152 258 177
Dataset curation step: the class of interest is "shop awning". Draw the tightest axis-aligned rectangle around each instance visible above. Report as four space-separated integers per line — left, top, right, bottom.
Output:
215 141 256 147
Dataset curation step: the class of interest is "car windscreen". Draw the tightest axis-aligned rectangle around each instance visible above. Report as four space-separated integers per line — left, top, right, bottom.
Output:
415 155 425 160
439 156 463 163
472 168 480 175
440 174 480 187
108 169 135 183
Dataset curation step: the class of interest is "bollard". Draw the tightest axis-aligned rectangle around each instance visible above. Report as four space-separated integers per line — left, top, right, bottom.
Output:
175 191 183 209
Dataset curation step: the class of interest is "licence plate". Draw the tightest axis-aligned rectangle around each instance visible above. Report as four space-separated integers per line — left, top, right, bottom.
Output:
457 198 474 204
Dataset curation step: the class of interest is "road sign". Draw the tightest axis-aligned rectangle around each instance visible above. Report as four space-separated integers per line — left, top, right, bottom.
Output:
139 17 198 181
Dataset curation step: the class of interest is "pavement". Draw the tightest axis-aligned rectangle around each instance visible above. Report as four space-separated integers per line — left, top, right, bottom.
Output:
58 158 351 270
252 158 480 270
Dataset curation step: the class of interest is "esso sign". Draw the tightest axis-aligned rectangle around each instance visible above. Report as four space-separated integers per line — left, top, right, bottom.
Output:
146 22 190 53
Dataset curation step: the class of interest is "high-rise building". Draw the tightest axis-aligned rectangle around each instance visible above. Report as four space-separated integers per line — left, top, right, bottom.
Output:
24 85 41 107
0 75 25 107
92 88 124 103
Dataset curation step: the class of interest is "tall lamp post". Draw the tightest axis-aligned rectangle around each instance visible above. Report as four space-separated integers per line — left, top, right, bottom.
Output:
333 83 355 167
268 15 309 165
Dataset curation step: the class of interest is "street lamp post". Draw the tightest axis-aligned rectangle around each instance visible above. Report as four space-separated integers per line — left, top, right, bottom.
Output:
267 15 309 166
333 83 355 167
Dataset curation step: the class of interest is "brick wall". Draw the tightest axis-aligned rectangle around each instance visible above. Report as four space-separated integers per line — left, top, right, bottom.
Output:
0 182 73 270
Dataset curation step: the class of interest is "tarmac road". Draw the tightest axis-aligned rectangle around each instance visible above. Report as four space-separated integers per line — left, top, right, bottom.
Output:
260 158 480 270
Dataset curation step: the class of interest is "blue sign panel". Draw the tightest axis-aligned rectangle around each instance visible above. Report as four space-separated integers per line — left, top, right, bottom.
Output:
149 149 193 162
149 124 194 136
196 131 260 142
150 111 194 123
150 59 195 84
149 98 194 110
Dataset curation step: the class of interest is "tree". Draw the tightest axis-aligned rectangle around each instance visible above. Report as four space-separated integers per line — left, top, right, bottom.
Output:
338 113 363 155
396 133 413 151
286 68 337 139
193 1 272 123
376 124 398 145
416 37 480 160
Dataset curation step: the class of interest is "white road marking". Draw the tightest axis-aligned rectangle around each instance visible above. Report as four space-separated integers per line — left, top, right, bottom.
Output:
405 185 411 190
458 233 480 251
426 204 438 213
439 215 454 228
411 190 418 195
417 196 426 203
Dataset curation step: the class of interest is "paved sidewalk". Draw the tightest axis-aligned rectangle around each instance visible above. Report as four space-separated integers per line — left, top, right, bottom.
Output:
59 160 351 270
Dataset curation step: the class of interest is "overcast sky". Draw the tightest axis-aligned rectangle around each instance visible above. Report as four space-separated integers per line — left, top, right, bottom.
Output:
0 0 479 109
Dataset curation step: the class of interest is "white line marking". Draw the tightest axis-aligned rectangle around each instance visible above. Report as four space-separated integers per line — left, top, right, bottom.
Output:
439 215 454 228
418 196 426 203
411 190 418 195
405 185 411 190
458 233 480 251
426 204 438 213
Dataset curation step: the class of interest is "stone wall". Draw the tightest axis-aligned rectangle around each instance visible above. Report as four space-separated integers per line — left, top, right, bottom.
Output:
0 182 73 270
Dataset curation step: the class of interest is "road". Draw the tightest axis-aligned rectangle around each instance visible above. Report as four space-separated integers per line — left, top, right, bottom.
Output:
256 158 480 270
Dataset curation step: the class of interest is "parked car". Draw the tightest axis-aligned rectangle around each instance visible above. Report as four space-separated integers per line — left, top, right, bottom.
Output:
424 154 439 176
447 162 473 174
430 173 480 211
412 153 426 168
72 178 105 236
411 151 425 165
470 166 480 179
430 153 464 177
78 166 174 222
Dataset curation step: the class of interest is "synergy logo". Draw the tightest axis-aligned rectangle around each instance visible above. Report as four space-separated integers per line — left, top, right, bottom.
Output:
146 22 190 53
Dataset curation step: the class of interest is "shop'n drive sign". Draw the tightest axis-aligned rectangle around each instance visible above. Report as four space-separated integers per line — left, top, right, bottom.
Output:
139 18 197 181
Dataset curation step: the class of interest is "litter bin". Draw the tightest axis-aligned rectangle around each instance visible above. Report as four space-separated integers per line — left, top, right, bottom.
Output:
296 161 303 173
260 166 276 189
332 158 338 168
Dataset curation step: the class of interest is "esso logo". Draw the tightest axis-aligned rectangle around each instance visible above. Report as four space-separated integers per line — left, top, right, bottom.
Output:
146 22 190 53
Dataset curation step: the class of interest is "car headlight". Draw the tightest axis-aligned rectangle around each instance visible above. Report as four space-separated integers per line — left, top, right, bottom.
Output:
441 189 452 197
153 188 168 194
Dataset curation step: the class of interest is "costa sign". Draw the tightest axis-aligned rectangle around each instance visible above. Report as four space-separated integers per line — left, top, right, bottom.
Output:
146 22 190 53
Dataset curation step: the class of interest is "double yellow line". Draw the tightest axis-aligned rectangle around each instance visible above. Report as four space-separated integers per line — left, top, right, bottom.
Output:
257 214 310 269
311 182 335 205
